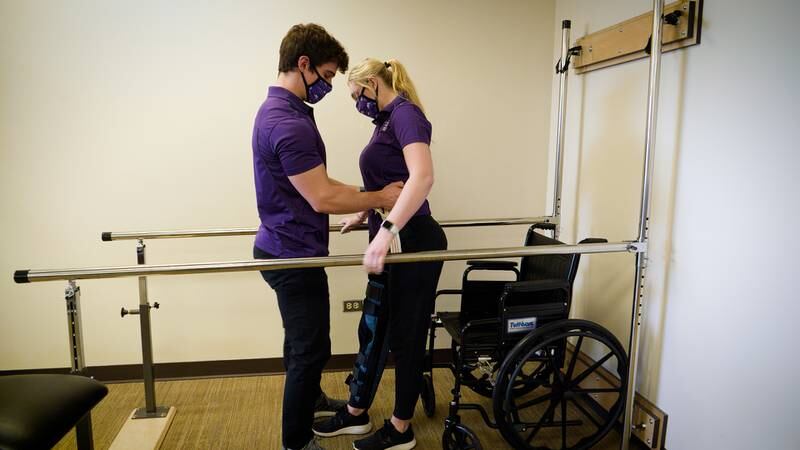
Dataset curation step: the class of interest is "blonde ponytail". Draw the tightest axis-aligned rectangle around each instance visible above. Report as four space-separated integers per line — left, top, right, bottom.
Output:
348 58 425 113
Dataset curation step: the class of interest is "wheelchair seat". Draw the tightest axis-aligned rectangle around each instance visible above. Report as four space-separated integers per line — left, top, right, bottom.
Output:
438 311 498 348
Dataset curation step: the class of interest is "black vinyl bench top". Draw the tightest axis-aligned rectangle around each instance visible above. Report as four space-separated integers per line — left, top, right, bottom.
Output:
0 374 108 450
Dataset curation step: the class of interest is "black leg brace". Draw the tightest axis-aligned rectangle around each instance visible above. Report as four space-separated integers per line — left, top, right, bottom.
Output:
347 273 392 408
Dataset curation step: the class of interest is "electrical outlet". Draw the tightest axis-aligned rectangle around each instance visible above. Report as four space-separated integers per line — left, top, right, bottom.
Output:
343 300 363 312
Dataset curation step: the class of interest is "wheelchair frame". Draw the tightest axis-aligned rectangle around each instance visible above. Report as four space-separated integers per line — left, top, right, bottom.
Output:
422 226 631 449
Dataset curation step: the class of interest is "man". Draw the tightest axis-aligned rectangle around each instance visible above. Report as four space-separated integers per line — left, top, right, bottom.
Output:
252 24 403 450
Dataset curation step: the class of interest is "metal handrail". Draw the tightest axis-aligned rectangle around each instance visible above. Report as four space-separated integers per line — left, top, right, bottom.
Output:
14 241 640 283
100 216 556 241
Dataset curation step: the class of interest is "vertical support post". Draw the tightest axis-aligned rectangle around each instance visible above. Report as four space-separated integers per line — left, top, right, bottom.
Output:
622 0 664 449
134 239 169 418
65 281 95 449
552 20 571 240
65 280 86 374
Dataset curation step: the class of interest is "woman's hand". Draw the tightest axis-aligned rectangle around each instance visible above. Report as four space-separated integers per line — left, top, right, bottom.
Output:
363 228 394 274
339 211 368 234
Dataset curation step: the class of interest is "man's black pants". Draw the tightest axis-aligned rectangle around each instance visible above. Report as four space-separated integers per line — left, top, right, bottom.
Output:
255 246 331 450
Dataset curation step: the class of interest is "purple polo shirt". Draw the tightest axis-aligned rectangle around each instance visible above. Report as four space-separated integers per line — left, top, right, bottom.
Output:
359 96 433 238
252 86 329 257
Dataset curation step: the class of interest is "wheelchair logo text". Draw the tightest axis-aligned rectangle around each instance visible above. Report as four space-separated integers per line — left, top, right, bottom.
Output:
508 317 538 333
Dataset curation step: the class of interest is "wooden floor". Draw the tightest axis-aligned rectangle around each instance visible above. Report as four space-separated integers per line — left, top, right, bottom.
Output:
54 368 639 450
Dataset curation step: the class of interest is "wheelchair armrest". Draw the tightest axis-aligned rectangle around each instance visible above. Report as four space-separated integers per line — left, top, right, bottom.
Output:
435 289 462 300
500 279 571 316
465 260 520 280
503 279 570 294
532 222 557 231
466 260 518 270
579 237 608 244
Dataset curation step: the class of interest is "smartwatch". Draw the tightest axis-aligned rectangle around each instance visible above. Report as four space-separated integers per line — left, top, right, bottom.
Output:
381 219 400 236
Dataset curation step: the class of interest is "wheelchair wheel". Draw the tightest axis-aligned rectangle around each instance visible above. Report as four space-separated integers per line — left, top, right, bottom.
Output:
442 423 483 450
492 319 628 450
421 373 436 417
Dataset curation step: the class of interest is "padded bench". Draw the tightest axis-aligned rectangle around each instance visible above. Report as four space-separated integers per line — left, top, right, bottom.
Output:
0 374 108 450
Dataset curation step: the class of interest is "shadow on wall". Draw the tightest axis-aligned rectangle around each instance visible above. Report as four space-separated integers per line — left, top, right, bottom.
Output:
566 26 688 400
640 48 688 400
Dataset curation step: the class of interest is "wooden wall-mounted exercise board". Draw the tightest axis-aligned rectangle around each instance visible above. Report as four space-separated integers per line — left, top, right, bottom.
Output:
573 0 703 74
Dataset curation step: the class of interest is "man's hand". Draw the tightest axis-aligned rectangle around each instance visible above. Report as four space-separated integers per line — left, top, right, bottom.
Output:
378 181 404 210
339 211 368 234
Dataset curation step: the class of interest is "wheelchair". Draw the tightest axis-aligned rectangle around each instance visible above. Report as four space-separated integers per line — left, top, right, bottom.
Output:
421 223 630 450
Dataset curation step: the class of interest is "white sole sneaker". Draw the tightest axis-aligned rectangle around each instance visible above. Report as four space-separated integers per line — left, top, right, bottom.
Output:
313 422 373 437
352 438 416 450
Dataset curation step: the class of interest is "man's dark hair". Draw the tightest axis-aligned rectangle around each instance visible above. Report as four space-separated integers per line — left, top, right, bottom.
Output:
279 23 349 74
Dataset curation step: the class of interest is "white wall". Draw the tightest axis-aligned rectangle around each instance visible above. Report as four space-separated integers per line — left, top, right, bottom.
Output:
0 0 556 369
550 1 800 449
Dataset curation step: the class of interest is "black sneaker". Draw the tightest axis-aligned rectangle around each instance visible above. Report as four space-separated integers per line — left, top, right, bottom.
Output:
312 406 372 437
314 392 347 419
352 420 416 450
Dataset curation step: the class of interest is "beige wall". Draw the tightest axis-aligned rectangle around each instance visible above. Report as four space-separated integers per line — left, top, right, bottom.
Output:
0 0 556 369
550 1 800 449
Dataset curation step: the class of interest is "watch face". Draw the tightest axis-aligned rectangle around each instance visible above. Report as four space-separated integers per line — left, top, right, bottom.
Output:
381 220 398 234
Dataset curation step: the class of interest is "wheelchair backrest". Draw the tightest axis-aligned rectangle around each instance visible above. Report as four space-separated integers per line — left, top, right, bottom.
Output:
519 227 580 284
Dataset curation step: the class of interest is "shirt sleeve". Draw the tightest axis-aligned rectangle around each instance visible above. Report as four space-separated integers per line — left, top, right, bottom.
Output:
391 103 432 149
272 118 324 176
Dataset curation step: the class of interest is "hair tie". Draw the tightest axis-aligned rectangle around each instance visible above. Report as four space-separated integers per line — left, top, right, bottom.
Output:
384 61 390 68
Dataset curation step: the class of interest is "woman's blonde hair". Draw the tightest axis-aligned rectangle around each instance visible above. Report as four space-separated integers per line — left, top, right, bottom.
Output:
348 58 424 113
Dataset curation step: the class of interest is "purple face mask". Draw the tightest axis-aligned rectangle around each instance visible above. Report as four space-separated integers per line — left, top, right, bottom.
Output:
301 66 332 104
356 86 379 119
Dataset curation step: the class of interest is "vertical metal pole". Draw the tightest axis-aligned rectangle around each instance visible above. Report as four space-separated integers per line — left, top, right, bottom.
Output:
552 20 571 240
65 280 86 374
134 240 169 418
622 0 663 449
65 281 95 449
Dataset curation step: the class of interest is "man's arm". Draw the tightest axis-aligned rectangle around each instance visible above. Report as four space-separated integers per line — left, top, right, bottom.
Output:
328 178 360 190
289 164 402 214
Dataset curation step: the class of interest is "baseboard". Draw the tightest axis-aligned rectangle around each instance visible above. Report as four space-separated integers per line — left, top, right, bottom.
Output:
0 349 454 383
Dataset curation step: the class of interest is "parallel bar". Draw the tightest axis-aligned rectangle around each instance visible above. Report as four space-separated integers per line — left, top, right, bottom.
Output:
15 242 639 283
622 0 664 449
101 216 556 241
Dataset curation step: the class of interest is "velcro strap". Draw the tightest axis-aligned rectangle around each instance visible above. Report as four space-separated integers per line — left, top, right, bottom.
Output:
365 280 384 300
363 298 381 316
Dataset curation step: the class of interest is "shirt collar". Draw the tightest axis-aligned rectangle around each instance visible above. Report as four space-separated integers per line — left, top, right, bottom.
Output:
372 95 408 125
269 86 313 116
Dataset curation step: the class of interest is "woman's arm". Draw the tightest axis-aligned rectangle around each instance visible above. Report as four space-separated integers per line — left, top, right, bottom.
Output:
363 142 434 273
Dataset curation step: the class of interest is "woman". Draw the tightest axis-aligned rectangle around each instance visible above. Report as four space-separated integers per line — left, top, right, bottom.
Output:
312 58 447 450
